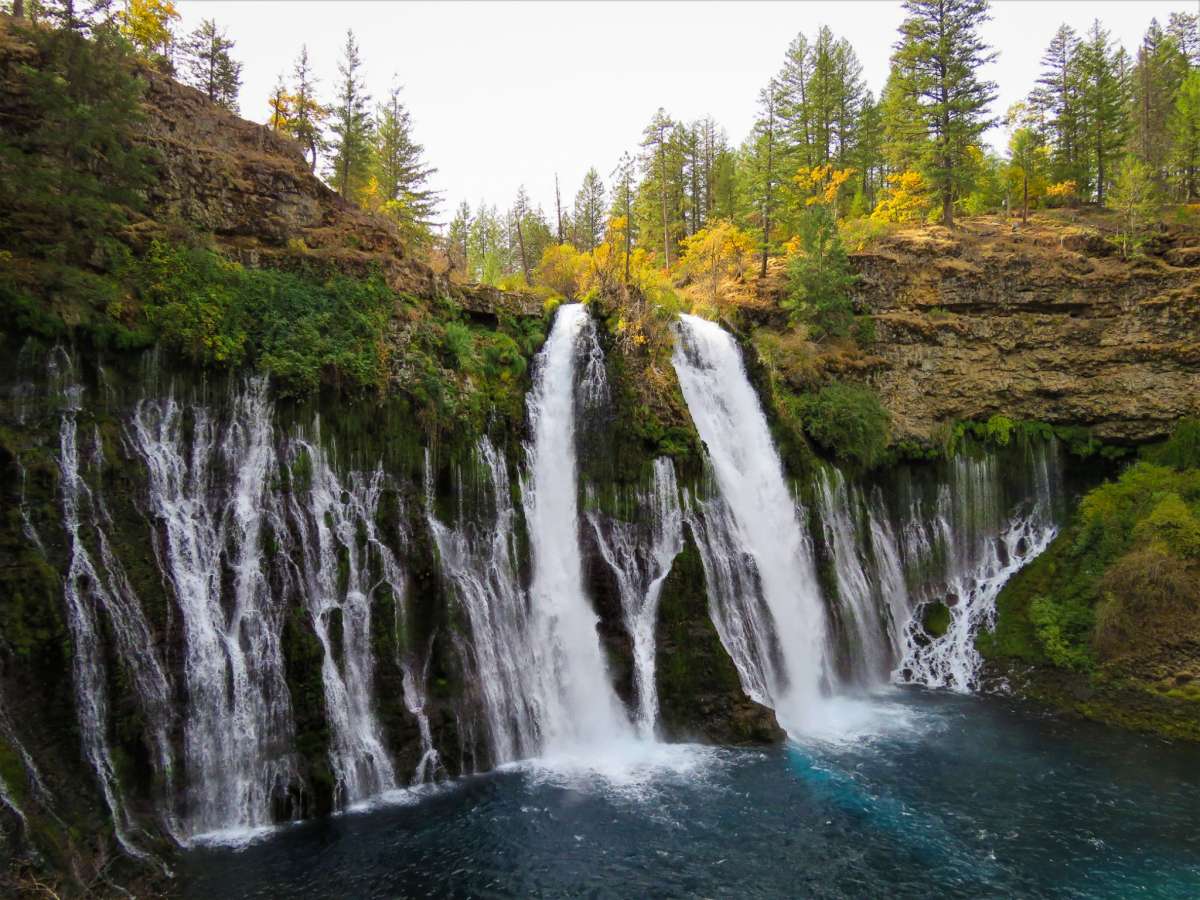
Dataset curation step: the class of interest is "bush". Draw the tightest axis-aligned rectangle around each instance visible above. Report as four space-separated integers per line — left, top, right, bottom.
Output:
1029 595 1093 670
1093 546 1199 661
799 381 890 469
781 205 857 340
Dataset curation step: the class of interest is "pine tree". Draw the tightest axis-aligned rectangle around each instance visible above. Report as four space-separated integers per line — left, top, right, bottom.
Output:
288 45 327 172
327 30 372 199
1130 20 1188 192
743 79 782 278
368 82 439 243
573 167 606 252
1170 70 1200 201
1008 126 1047 222
1168 12 1200 67
1075 20 1129 205
447 201 471 276
878 63 926 177
1029 25 1085 188
180 18 242 112
610 151 637 285
892 0 998 227
639 108 679 268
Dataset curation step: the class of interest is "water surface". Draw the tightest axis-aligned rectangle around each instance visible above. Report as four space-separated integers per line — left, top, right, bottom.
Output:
183 690 1200 899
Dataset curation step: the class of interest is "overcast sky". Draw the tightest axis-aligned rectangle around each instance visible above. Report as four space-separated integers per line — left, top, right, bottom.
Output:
175 1 1196 226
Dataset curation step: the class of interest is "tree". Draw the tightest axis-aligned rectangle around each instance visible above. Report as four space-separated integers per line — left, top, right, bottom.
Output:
267 74 293 132
180 18 242 112
892 0 998 227
1170 70 1200 201
879 64 927 177
287 45 327 171
534 243 585 300
1075 20 1129 205
1008 126 1047 222
782 204 858 339
743 79 782 278
1029 25 1085 189
1108 156 1160 259
573 167 606 252
366 82 439 243
610 151 637 285
640 108 677 268
1130 20 1188 191
446 201 471 276
676 220 755 311
119 0 179 65
327 30 372 199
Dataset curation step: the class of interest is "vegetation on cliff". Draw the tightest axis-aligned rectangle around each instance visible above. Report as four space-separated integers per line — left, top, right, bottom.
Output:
981 420 1200 739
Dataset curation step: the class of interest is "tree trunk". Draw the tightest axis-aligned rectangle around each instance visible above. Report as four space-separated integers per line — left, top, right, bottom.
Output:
555 174 563 244
13 0 24 19
1022 174 1029 223
515 214 529 285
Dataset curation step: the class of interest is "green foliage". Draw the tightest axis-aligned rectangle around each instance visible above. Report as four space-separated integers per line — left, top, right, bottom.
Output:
1028 595 1093 670
0 17 153 265
134 241 393 394
922 602 951 638
799 381 890 469
781 205 858 340
1145 417 1200 470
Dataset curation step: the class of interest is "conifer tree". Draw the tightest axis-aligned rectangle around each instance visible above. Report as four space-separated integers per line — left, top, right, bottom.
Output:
1130 20 1188 191
610 151 637 285
1075 20 1129 204
267 74 292 132
892 0 998 227
573 167 606 252
447 201 471 275
367 82 439 243
327 29 372 199
743 79 782 278
1029 25 1085 188
180 18 242 112
1170 70 1200 200
639 108 677 268
288 45 327 172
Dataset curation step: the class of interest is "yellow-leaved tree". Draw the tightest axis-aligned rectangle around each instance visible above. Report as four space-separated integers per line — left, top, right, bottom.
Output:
870 170 933 224
120 0 180 65
534 243 586 301
676 219 756 316
793 164 856 211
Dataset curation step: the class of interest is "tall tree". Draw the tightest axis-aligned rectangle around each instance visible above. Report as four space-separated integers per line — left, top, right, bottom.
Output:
878 63 927 177
180 18 241 112
267 73 292 132
327 29 372 199
892 0 998 227
743 79 782 278
610 151 637 285
1170 70 1200 201
1130 19 1188 191
1008 126 1047 222
573 167 606 252
1167 12 1200 67
640 108 676 268
288 45 327 172
447 200 471 275
1029 25 1084 188
367 81 439 243
1075 20 1129 204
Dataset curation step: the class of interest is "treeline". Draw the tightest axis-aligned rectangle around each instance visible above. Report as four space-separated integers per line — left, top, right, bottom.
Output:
448 0 1200 294
2 0 441 246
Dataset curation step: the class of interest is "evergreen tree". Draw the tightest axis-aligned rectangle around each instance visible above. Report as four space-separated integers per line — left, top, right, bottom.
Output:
447 200 471 275
288 45 327 172
573 166 606 251
610 151 637 285
267 74 292 132
180 18 242 112
1008 126 1047 222
1075 20 1129 204
1029 25 1085 189
1170 70 1200 201
1130 20 1188 192
1167 12 1200 67
878 63 927 176
892 0 998 227
327 29 372 199
368 82 439 243
743 79 782 278
638 108 680 267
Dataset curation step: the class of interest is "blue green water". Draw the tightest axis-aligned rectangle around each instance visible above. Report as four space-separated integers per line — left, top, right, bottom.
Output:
182 690 1200 898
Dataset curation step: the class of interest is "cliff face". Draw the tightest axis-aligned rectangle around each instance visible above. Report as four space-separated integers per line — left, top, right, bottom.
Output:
853 220 1200 444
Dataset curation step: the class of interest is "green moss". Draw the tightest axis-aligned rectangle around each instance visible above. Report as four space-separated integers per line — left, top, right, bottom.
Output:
923 602 951 638
797 381 891 470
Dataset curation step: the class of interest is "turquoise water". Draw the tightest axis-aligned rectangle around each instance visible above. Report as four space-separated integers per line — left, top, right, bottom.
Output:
183 690 1200 898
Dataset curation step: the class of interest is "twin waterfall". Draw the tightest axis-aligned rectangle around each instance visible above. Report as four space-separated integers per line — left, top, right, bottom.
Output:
11 304 1063 851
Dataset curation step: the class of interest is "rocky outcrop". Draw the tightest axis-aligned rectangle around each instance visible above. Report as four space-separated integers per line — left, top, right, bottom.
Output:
852 219 1200 444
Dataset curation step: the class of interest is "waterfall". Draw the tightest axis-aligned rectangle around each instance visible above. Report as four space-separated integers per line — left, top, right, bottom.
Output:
816 469 891 685
896 442 1062 691
59 391 163 860
400 645 445 786
672 315 829 732
586 458 684 737
131 380 297 839
425 440 537 763
286 436 397 806
520 303 632 752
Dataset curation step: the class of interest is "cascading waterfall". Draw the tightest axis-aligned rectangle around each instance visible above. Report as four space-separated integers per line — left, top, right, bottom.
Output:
425 440 538 763
586 458 684 737
672 315 829 732
816 468 892 685
520 303 632 752
400 642 445 786
896 442 1062 691
59 389 166 860
132 380 297 839
286 435 397 805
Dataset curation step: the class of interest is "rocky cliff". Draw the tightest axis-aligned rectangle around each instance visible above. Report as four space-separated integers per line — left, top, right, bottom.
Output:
852 219 1200 445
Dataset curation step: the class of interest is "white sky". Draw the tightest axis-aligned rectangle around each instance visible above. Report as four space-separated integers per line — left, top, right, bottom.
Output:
176 1 1196 226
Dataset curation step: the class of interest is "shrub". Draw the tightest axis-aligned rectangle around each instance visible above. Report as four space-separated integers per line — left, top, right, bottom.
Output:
781 205 858 340
799 382 890 469
1029 595 1093 670
1093 546 1199 661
